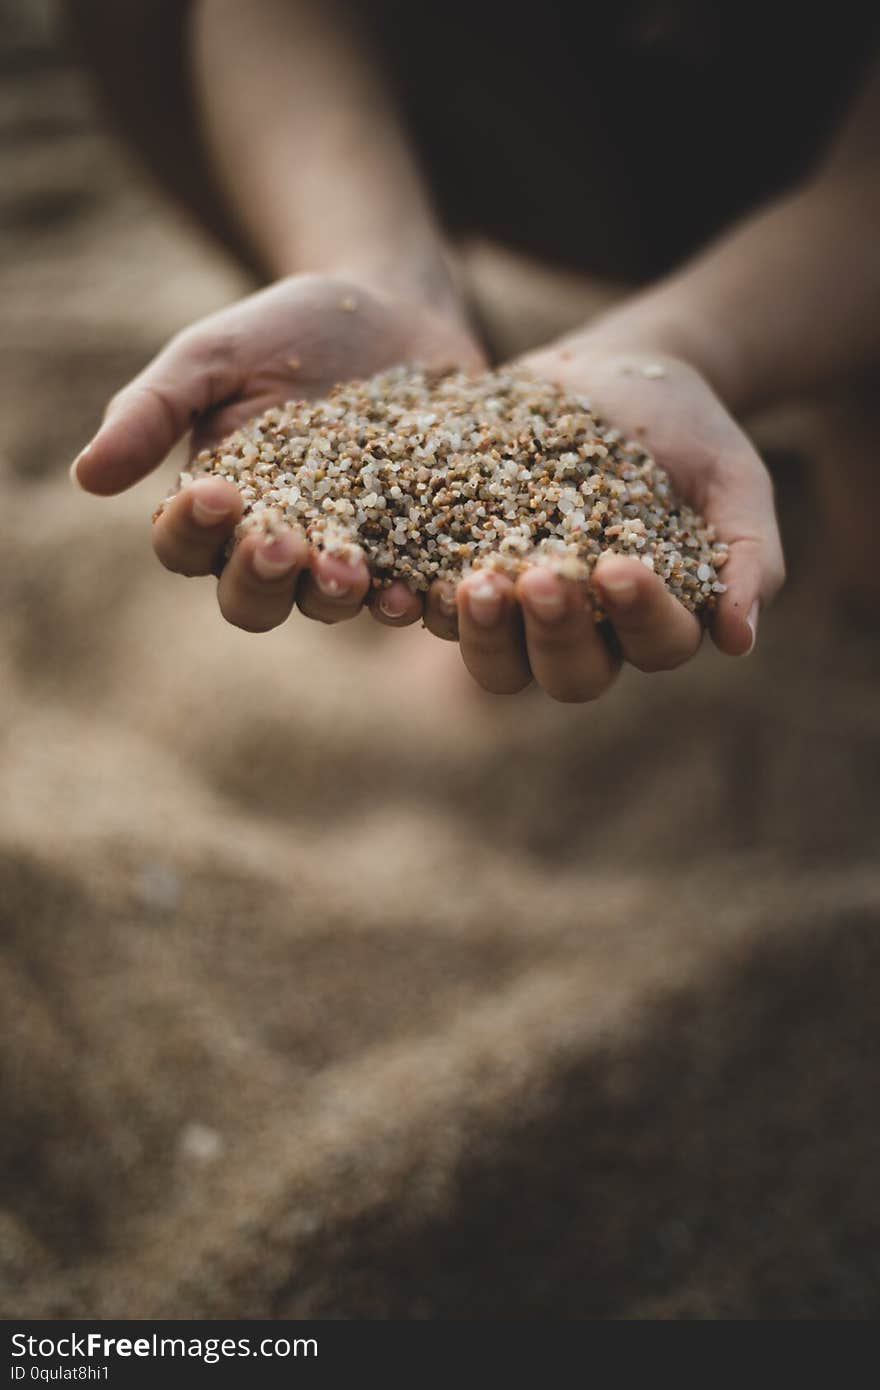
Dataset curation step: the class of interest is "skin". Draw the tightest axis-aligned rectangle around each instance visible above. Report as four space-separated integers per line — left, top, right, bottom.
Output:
72 289 779 700
74 272 483 632
70 0 879 701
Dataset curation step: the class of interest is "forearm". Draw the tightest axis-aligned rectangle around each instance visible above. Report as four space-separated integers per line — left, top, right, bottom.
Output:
572 58 880 414
190 0 455 307
583 169 880 415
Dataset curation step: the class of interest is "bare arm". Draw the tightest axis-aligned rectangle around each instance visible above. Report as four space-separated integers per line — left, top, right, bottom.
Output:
190 0 458 312
576 59 880 414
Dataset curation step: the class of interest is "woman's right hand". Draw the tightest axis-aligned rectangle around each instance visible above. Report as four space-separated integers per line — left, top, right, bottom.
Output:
71 271 485 633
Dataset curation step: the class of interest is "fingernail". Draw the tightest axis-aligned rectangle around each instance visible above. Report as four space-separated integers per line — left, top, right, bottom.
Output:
379 594 408 620
253 533 301 580
522 574 565 622
598 571 637 608
191 490 230 527
467 580 501 627
745 599 759 654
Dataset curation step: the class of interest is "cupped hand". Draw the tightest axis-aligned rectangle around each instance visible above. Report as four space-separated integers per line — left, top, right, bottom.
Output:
74 285 783 698
73 272 484 630
442 344 785 701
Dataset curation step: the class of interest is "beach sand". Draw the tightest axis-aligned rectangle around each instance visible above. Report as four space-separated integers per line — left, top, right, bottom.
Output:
1 11 879 1319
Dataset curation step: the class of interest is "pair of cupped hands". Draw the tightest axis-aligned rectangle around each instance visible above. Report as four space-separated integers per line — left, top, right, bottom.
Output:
72 273 784 702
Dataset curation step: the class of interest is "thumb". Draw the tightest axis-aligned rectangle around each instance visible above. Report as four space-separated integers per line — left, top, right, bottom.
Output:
70 330 243 496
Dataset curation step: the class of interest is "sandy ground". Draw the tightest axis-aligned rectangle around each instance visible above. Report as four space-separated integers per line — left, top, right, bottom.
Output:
1 12 879 1320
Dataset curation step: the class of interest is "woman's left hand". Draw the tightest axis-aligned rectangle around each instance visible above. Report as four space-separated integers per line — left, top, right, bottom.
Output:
448 343 785 702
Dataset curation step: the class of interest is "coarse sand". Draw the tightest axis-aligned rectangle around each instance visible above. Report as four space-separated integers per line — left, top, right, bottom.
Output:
181 367 727 613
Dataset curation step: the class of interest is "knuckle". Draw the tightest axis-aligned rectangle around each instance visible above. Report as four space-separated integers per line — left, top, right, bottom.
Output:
465 624 519 659
103 385 128 421
246 570 297 599
527 621 580 656
168 325 244 405
615 616 653 648
123 379 182 438
173 323 225 360
202 329 242 369
165 326 200 360
171 317 244 372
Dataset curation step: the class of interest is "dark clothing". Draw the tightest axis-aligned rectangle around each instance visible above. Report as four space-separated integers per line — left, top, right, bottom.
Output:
68 0 878 284
367 1 878 280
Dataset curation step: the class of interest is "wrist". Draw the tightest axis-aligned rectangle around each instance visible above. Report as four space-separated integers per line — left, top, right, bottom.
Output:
272 237 470 331
334 244 466 322
572 290 750 412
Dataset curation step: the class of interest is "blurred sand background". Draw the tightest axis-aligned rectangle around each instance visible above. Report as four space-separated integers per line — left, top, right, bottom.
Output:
2 2 879 1320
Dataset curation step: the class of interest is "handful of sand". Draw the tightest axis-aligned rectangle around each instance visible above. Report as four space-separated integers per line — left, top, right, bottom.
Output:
177 366 728 614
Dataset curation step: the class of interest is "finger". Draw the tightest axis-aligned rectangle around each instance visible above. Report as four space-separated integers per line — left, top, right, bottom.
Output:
217 526 309 633
710 534 785 657
152 477 243 577
424 580 460 641
71 328 244 496
593 554 702 673
369 580 424 627
702 449 785 656
517 568 618 703
457 571 531 695
296 547 371 624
